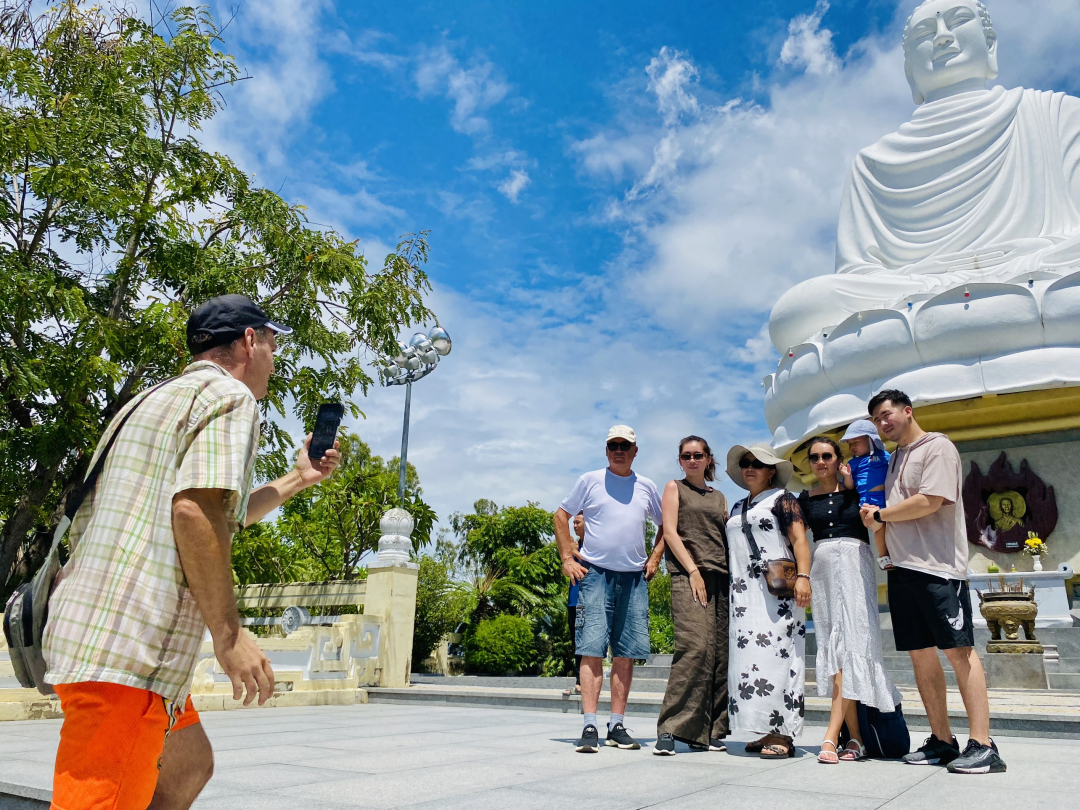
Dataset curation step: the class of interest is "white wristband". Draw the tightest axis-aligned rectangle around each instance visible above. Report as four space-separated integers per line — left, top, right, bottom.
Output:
878 555 893 570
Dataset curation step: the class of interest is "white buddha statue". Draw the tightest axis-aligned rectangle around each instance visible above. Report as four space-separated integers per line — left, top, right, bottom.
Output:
769 0 1080 353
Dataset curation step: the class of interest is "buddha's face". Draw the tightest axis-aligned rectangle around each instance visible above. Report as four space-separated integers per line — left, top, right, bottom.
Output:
904 0 997 105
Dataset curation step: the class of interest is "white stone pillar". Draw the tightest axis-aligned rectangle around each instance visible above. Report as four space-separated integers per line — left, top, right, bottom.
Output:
366 507 420 687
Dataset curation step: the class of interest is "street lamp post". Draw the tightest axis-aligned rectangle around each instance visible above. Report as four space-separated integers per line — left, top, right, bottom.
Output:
379 325 452 501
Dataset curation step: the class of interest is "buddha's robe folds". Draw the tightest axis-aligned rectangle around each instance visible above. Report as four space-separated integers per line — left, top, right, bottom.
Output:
769 86 1080 351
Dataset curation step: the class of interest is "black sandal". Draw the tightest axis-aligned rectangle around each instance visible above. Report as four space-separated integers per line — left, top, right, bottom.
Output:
760 736 795 758
745 733 779 753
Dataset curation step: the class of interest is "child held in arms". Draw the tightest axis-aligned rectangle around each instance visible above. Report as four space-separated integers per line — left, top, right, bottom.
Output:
839 420 892 567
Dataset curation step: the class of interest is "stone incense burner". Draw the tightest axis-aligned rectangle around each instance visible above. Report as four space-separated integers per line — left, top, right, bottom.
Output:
978 588 1043 654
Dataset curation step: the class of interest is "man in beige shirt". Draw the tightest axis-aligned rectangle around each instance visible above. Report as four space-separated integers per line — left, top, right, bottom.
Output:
860 389 1005 775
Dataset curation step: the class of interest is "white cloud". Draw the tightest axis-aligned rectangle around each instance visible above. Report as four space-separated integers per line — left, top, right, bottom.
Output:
497 169 531 203
467 149 529 171
350 284 771 526
646 47 701 126
204 0 334 169
779 0 841 77
732 323 778 367
415 45 510 136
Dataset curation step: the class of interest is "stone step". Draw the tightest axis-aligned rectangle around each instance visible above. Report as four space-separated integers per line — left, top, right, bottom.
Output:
367 683 1080 738
632 664 672 679
1049 673 1080 690
888 668 959 687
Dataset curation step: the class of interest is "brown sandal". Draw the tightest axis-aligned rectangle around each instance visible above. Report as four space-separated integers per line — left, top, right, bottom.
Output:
760 736 795 758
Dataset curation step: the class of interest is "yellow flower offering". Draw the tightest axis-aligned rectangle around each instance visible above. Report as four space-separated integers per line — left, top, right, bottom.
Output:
1023 531 1047 557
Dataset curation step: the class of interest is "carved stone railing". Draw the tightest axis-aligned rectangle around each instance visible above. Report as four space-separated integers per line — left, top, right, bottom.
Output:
192 562 419 696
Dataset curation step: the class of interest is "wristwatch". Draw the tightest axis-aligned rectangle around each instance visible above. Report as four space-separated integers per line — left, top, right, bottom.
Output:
873 510 885 524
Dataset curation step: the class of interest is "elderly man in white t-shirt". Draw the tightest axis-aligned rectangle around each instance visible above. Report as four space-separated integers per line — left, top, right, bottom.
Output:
554 425 663 754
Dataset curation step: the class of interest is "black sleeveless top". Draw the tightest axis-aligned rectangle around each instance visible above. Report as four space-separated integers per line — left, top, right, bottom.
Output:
797 488 869 542
665 479 728 574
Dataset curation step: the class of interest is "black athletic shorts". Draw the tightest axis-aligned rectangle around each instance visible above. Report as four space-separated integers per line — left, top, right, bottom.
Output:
887 566 975 652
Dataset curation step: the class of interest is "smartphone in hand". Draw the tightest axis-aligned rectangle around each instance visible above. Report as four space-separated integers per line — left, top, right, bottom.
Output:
308 403 344 459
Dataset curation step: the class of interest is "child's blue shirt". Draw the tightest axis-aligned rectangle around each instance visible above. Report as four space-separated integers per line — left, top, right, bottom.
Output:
849 450 891 508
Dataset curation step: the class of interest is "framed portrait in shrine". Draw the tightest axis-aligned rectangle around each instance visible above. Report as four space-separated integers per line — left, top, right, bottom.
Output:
962 453 1058 554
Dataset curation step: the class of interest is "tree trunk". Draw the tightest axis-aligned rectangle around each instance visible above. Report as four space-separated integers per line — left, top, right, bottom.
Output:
0 454 65 597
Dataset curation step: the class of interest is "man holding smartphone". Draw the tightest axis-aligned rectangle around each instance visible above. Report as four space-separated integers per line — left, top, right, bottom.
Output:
554 426 663 754
43 294 343 810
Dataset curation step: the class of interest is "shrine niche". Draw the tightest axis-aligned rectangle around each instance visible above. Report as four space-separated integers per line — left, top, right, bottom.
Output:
963 453 1058 554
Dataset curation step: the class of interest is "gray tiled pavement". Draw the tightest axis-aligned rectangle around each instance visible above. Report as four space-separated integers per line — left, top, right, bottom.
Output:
0 703 1073 809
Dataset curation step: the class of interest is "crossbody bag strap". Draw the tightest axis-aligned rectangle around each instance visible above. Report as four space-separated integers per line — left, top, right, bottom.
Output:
739 496 764 562
61 377 178 525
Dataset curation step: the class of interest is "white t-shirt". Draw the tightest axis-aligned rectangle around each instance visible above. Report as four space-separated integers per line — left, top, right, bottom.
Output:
560 468 663 572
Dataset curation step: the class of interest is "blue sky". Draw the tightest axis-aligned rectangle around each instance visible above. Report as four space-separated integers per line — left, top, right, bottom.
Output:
202 0 1080 535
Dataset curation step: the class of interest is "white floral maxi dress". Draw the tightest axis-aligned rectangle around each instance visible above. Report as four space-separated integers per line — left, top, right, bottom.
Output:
726 489 805 738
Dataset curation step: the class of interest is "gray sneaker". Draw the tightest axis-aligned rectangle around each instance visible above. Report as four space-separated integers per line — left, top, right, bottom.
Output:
947 739 1006 774
653 733 676 756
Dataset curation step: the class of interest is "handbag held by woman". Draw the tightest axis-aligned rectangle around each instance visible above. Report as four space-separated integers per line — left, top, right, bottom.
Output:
739 497 797 599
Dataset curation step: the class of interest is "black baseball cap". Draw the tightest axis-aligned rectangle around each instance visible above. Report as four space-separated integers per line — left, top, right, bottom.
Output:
186 294 292 355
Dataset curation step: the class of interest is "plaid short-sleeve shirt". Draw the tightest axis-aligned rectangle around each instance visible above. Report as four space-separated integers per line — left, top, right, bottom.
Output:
43 361 261 703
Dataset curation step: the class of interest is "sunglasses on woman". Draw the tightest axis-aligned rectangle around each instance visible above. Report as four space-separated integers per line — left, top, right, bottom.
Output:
607 441 634 452
679 452 706 461
738 458 770 469
808 452 835 462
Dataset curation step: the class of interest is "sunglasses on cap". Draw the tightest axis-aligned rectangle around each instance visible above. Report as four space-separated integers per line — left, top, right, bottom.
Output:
680 452 706 461
607 440 634 452
738 458 771 470
808 452 836 462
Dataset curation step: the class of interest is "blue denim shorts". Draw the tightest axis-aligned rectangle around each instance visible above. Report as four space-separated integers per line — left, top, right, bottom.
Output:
574 563 651 659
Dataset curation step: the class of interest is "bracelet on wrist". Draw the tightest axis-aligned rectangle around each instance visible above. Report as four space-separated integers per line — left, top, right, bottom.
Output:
796 573 810 580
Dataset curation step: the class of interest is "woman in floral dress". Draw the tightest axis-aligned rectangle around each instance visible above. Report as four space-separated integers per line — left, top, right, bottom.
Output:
724 442 812 759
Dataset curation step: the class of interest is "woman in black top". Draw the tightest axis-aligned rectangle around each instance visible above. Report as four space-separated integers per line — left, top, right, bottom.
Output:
801 437 899 764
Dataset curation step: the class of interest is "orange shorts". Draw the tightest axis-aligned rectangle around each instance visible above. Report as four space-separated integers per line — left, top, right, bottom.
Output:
51 681 201 810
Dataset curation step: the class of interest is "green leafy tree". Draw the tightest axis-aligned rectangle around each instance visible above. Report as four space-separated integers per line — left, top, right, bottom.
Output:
0 3 435 595
265 433 435 581
411 555 469 670
230 522 316 587
450 499 562 624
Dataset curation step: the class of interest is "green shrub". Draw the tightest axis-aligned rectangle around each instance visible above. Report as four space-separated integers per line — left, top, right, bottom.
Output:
465 614 537 675
535 604 575 676
412 556 468 670
648 573 675 654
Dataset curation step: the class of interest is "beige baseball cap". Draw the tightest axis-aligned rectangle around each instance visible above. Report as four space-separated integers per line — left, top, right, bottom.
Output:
606 425 637 443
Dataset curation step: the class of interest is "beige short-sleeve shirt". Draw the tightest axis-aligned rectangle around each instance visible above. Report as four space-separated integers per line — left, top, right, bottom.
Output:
884 432 968 580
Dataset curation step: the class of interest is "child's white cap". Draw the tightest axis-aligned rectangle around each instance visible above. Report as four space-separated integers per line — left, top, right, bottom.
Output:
841 420 886 454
